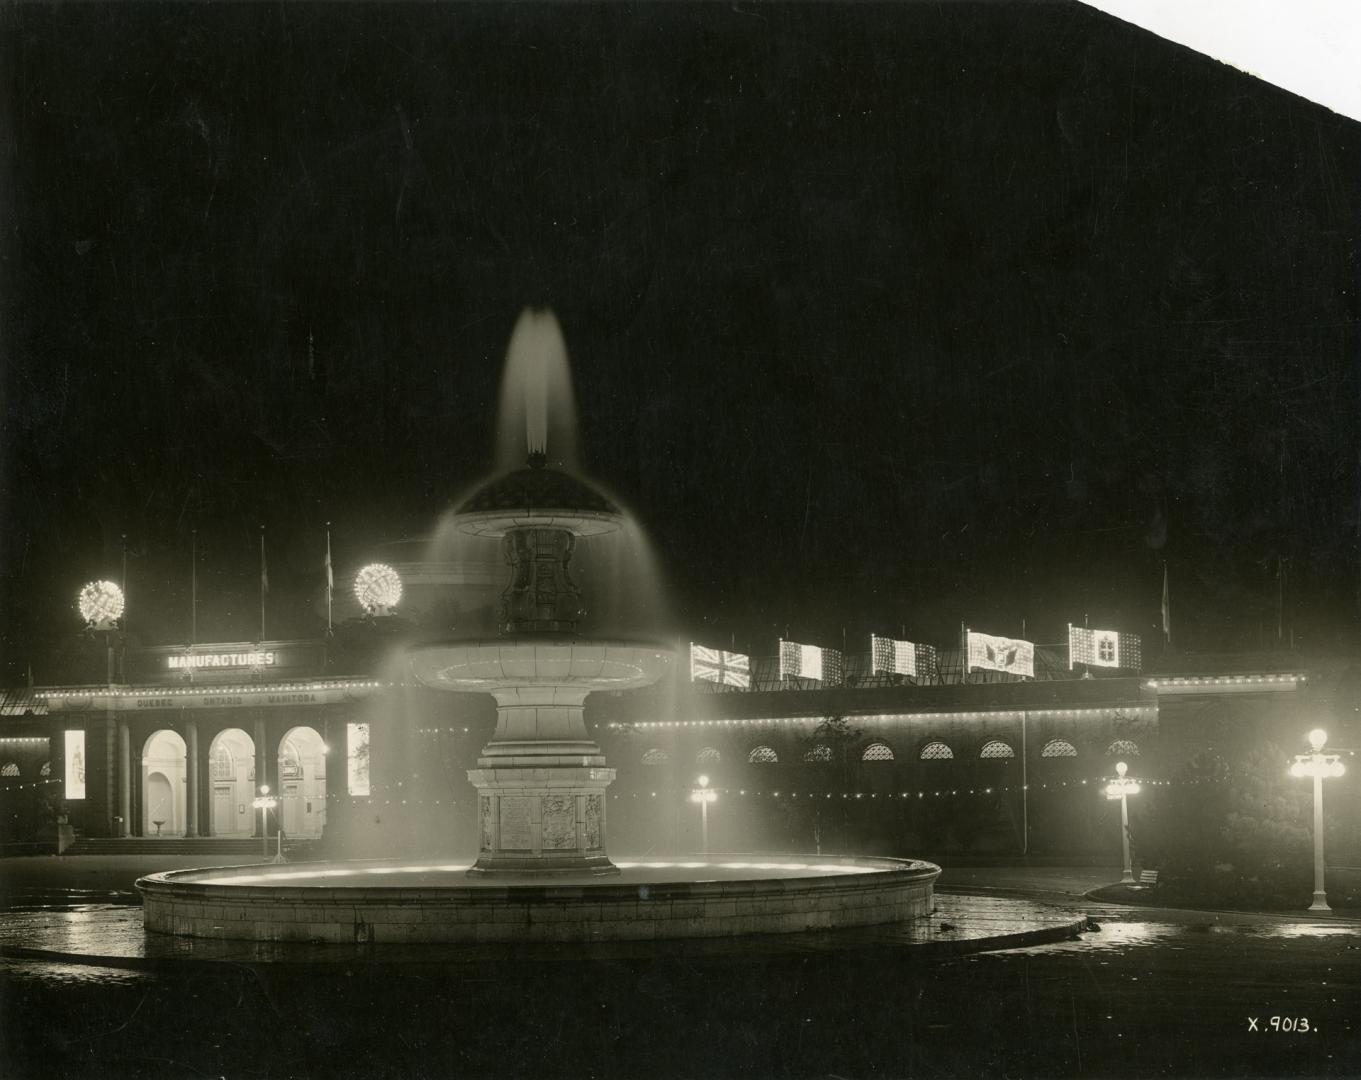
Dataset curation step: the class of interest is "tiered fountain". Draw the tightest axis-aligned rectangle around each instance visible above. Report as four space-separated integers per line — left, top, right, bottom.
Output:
409 446 671 875
137 309 940 944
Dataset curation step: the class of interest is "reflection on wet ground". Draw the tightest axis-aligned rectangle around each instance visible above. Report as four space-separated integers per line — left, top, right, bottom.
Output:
0 959 152 987
3 871 1360 1080
0 894 1088 966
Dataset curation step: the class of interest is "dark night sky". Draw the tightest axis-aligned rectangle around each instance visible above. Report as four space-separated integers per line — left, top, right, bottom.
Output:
2 2 1358 679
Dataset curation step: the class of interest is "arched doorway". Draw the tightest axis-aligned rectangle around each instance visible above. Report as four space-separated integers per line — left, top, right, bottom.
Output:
208 728 256 836
142 730 186 836
278 727 327 838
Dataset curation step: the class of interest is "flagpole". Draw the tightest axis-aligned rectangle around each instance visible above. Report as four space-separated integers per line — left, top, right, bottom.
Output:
191 530 198 645
325 522 334 634
121 534 128 637
960 622 968 685
1161 561 1171 650
259 526 267 642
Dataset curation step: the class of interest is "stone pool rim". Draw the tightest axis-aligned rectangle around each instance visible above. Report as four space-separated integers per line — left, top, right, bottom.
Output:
136 854 941 944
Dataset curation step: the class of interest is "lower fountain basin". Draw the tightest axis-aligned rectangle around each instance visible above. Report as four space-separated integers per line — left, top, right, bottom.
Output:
409 638 673 693
137 855 940 944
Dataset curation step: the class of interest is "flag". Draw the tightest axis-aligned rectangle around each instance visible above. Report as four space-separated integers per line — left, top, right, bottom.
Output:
779 640 844 685
324 531 334 593
1161 563 1170 643
260 533 270 595
689 644 751 688
966 631 1034 677
1068 625 1142 671
870 635 936 678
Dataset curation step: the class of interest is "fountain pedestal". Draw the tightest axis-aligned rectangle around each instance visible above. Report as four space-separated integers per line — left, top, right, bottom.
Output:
410 638 672 876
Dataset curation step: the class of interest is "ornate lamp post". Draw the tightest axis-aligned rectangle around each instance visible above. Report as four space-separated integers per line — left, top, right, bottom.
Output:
252 784 279 861
1289 729 1345 912
354 563 402 617
1104 761 1141 884
78 580 125 686
690 775 717 854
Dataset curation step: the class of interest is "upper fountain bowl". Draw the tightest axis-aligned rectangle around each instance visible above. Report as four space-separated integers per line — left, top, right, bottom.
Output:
455 451 624 538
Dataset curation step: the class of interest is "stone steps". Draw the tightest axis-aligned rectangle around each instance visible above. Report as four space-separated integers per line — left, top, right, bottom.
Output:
63 837 277 856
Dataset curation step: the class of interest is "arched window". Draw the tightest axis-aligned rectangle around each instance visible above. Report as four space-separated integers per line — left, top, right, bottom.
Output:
641 748 669 766
861 741 894 762
748 745 779 764
280 740 303 779
1107 739 1140 758
979 739 1015 759
919 740 954 761
39 761 51 777
0 762 18 777
211 744 234 781
1041 738 1078 758
803 743 833 763
696 746 722 764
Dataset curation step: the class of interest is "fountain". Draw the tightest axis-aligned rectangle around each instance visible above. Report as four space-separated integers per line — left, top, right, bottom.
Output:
136 309 940 943
409 449 671 875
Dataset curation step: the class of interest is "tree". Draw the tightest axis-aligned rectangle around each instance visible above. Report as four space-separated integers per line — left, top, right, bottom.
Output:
1146 743 1313 908
802 715 863 853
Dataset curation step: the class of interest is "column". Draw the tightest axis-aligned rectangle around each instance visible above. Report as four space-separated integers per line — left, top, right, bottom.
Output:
118 719 131 836
98 710 116 837
185 719 199 838
254 714 268 837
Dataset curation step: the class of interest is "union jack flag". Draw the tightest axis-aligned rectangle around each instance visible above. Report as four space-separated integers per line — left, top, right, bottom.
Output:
689 643 751 688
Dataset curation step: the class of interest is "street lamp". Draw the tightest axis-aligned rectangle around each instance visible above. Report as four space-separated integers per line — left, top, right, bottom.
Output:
1289 728 1345 912
690 774 717 854
1104 761 1141 885
252 784 279 861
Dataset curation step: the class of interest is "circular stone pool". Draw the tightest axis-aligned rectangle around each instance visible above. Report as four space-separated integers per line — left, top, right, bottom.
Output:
137 855 940 944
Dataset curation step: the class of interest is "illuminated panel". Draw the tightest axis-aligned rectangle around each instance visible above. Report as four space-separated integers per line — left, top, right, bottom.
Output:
688 643 751 688
169 651 277 670
966 631 1034 677
871 635 917 677
347 722 371 796
64 729 86 800
780 640 818 680
1068 626 1142 671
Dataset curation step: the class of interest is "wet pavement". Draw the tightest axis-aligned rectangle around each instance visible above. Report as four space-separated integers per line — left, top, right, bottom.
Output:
0 893 1088 966
3 857 1359 1078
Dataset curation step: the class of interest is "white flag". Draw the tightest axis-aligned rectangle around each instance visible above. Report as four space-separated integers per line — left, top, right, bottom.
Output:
966 631 1034 677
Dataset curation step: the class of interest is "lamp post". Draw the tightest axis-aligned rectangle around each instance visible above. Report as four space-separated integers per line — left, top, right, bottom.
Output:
78 580 125 687
252 784 278 860
690 775 717 854
1289 728 1345 912
1103 761 1141 884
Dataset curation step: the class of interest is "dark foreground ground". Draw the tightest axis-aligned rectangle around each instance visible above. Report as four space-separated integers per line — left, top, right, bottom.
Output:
2 856 1359 1079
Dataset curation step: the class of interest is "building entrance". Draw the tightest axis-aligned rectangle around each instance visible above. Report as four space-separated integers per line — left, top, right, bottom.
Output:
278 726 326 838
208 728 256 836
141 729 186 836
